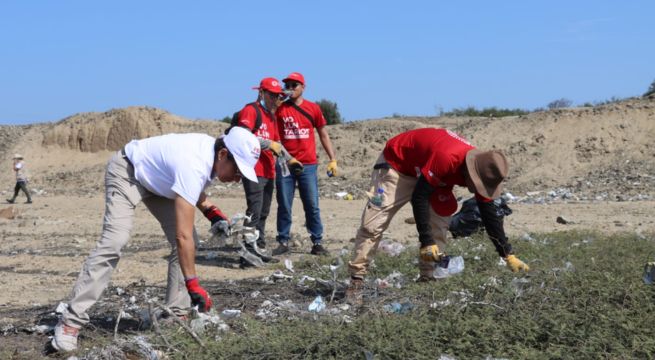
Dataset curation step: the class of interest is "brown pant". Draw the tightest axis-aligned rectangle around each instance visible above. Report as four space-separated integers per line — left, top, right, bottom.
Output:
63 151 197 328
348 154 450 278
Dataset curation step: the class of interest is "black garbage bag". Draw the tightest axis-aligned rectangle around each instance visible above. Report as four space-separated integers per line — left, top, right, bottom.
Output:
449 197 512 238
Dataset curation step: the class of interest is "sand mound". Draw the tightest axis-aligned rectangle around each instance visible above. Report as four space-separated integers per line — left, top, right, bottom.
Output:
1 97 654 200
40 106 224 152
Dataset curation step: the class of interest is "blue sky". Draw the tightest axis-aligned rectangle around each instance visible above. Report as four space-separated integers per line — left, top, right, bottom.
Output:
1 1 653 124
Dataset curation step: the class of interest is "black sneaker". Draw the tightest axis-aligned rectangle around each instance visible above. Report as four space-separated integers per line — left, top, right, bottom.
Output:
272 243 290 256
256 238 266 249
310 244 329 256
25 200 32 204
6 199 14 204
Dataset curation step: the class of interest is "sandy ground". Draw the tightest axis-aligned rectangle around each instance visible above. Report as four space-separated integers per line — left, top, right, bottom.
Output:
1 194 653 322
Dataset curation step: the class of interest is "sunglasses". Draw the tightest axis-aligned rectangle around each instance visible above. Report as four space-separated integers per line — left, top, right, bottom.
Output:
264 90 286 100
284 82 301 89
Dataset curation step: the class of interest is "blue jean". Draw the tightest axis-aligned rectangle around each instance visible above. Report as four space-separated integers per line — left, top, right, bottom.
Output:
275 163 323 245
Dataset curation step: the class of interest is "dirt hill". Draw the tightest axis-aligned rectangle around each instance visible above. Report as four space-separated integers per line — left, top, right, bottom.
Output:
1 98 654 200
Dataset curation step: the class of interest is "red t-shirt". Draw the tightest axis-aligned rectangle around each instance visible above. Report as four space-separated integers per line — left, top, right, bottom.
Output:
237 103 279 179
275 99 327 164
383 128 490 216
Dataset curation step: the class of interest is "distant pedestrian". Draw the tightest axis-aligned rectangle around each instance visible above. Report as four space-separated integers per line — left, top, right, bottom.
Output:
6 154 32 204
51 128 261 352
347 128 529 301
273 72 337 256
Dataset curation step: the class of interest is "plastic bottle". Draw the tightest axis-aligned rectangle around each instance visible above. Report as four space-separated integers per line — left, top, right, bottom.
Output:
278 157 290 177
370 187 384 207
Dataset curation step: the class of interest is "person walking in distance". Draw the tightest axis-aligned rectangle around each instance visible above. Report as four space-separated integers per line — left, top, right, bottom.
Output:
51 128 261 352
346 128 530 302
273 72 337 256
6 154 32 204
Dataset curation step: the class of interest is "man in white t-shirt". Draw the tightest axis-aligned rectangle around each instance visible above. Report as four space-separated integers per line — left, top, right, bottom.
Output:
52 128 261 352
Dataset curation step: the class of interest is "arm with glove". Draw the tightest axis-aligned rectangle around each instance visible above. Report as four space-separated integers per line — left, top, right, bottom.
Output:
317 126 338 177
411 176 444 262
477 198 530 272
259 139 304 176
175 195 213 312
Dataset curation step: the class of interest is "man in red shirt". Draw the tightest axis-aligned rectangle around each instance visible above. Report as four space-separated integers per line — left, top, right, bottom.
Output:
347 128 530 296
235 77 286 259
273 72 337 256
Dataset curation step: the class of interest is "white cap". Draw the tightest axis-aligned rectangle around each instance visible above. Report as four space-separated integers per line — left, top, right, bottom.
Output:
222 127 260 183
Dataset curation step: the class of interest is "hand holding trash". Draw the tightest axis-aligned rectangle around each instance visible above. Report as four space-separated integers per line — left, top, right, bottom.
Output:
327 159 338 177
287 158 304 176
505 254 530 272
185 277 213 312
267 141 284 157
419 244 443 262
204 205 231 238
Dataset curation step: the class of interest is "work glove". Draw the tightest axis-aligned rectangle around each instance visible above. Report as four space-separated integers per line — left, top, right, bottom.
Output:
204 206 231 238
327 159 338 177
268 141 284 157
288 158 304 176
185 277 213 312
505 254 530 272
419 244 443 262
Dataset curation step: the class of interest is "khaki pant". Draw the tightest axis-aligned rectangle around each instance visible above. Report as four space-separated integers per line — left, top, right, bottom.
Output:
348 154 450 278
63 151 197 328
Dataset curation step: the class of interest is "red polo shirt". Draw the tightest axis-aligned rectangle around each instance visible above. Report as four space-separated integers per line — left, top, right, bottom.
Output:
237 103 279 179
275 99 327 165
383 128 490 216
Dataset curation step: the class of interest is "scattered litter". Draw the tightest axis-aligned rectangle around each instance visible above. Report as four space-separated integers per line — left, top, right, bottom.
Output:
556 216 573 224
430 299 452 309
375 271 405 289
335 191 348 199
434 256 465 278
250 291 261 298
284 258 294 273
644 262 655 285
308 296 326 313
383 301 414 314
270 270 293 281
378 239 405 256
55 302 69 314
510 278 531 297
220 309 242 319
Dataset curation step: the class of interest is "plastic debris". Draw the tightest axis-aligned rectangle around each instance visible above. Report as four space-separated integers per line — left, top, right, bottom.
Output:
335 191 348 199
55 302 69 314
284 258 294 273
644 262 655 285
378 239 405 256
375 271 405 289
433 256 465 278
308 296 326 313
382 301 414 314
220 309 242 319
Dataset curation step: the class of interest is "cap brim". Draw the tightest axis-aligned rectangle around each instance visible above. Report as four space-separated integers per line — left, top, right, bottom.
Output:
465 149 502 199
283 78 304 85
233 156 258 183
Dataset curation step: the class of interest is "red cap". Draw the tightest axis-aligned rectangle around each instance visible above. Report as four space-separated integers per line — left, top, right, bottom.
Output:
283 72 305 85
252 77 284 94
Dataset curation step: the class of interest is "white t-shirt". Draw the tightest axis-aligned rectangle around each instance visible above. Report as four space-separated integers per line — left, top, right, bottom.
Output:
124 133 215 205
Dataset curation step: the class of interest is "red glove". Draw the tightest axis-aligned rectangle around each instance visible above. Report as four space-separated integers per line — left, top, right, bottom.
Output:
185 277 213 312
203 205 228 225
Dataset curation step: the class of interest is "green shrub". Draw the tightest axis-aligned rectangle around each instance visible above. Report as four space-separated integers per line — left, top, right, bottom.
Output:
443 106 530 117
644 79 655 97
317 99 343 125
547 98 572 109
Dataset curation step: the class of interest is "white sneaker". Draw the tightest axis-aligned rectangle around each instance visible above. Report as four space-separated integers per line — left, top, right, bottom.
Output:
51 321 80 352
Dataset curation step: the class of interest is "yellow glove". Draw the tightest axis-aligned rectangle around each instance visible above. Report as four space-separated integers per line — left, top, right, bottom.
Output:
505 254 530 272
419 244 442 262
288 158 304 176
327 159 338 177
268 141 283 157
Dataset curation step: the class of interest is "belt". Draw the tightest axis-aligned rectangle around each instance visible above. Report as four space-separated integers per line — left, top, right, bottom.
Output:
121 148 134 168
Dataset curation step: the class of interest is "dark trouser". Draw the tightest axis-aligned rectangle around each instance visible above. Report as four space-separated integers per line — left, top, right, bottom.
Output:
11 181 31 202
242 176 274 245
